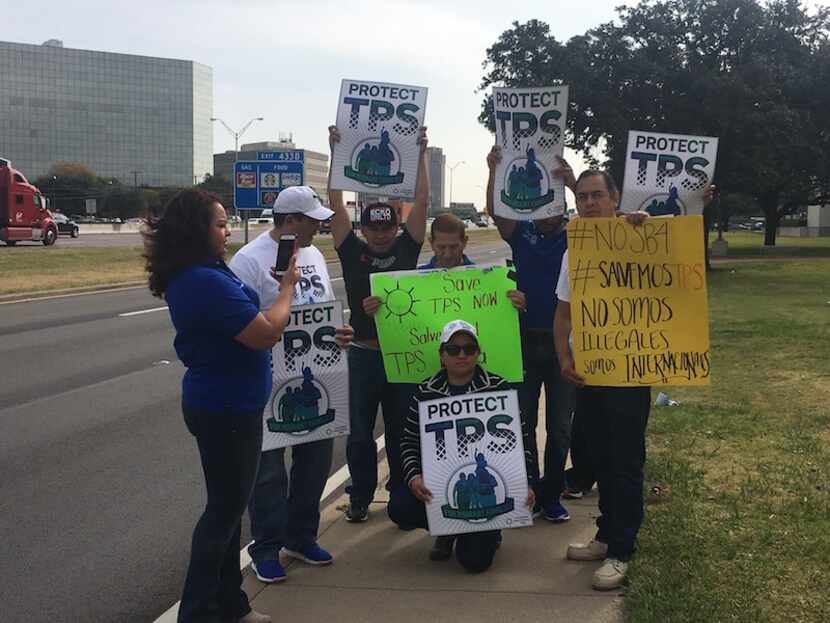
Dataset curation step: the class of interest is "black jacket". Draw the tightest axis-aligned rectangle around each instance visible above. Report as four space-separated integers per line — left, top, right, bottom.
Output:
400 366 535 486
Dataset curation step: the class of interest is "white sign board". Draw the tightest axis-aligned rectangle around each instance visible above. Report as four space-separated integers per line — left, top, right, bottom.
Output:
620 130 719 215
493 86 569 221
419 389 532 536
330 79 428 198
262 301 349 450
85 198 97 215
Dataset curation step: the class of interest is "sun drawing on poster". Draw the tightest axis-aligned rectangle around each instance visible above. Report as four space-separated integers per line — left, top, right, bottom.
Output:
383 281 419 323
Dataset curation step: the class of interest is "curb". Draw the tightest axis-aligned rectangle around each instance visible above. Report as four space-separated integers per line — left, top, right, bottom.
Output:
0 281 146 304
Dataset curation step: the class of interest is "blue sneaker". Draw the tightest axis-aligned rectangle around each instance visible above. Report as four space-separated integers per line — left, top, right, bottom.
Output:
283 543 333 566
542 499 571 523
251 559 286 583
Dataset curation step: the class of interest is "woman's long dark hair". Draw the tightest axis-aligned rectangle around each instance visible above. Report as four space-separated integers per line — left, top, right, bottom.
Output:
143 188 223 297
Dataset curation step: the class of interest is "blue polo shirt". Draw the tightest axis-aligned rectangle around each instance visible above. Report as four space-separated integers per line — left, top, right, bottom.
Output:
418 254 474 269
508 221 568 330
165 260 271 416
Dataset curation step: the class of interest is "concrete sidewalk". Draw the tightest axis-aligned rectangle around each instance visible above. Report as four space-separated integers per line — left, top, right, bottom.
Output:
244 482 623 622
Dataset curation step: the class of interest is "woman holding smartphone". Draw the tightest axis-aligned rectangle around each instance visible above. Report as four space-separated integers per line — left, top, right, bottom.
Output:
143 189 298 623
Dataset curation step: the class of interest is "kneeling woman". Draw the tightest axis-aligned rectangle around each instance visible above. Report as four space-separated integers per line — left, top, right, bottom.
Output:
389 320 535 573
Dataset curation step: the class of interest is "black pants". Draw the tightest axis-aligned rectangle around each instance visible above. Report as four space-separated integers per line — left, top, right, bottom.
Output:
387 484 500 573
577 386 650 562
565 406 596 492
178 406 263 623
346 346 406 504
519 330 575 504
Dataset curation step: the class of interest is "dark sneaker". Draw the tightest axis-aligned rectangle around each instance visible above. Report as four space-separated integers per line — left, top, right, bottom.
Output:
250 559 287 583
429 536 455 561
345 501 369 523
283 543 333 566
542 499 571 523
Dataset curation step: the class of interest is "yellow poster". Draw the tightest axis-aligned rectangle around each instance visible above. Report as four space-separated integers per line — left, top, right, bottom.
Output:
567 215 710 386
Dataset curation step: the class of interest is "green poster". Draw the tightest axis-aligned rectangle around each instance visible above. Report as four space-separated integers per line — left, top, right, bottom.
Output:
370 265 523 383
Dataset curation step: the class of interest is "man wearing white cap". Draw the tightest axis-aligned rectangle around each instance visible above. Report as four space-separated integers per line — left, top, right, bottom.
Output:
388 320 535 572
230 186 354 583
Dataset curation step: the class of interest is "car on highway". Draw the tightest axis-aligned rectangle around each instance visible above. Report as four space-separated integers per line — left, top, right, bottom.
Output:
52 212 80 237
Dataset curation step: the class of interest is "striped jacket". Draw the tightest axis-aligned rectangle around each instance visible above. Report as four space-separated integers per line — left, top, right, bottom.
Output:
400 366 535 486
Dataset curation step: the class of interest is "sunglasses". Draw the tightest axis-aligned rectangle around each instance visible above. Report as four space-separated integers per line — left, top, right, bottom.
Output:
442 344 479 356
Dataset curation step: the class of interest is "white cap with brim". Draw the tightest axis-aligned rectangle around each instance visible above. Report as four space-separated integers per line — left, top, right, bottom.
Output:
273 185 334 221
439 319 478 345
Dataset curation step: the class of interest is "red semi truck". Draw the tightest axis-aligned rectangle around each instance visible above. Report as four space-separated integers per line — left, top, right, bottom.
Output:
0 158 58 246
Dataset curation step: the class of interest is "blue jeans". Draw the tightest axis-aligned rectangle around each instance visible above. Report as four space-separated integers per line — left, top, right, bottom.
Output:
247 438 334 563
179 406 262 623
519 329 575 504
577 386 651 561
345 346 405 505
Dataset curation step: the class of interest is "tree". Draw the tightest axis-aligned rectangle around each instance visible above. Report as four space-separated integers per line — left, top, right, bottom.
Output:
197 173 234 210
34 162 111 215
479 0 830 245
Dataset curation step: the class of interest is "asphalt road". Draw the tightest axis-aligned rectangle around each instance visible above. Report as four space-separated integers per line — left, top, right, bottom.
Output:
7 224 274 248
0 239 511 623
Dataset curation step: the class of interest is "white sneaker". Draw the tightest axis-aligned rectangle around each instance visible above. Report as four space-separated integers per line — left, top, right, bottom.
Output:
592 557 628 591
238 611 272 623
566 539 608 561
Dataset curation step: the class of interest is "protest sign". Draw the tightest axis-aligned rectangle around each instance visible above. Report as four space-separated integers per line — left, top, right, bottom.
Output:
567 216 710 386
370 266 522 383
330 79 428 198
620 130 718 215
262 301 349 450
492 86 569 221
419 389 532 536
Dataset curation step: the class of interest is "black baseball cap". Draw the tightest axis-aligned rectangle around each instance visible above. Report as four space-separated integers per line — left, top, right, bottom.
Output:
360 202 398 227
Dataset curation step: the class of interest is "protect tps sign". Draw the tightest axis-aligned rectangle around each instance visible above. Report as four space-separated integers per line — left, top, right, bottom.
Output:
620 130 718 215
262 301 349 450
330 79 428 198
420 389 532 536
493 86 569 220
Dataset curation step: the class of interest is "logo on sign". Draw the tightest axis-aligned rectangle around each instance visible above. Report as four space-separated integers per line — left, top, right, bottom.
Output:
441 452 514 522
640 186 686 216
236 172 256 189
344 128 405 187
266 366 335 435
500 146 555 213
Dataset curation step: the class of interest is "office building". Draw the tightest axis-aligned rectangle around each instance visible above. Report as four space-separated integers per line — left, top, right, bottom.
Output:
426 146 446 214
0 39 213 187
213 139 329 206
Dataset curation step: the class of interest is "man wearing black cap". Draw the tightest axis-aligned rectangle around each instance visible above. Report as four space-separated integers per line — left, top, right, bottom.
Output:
328 125 430 522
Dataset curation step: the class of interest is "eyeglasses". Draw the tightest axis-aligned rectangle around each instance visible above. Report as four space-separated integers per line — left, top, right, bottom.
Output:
442 344 479 356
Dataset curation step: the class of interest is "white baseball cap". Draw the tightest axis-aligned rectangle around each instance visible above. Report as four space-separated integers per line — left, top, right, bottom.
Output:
439 320 478 345
273 186 334 221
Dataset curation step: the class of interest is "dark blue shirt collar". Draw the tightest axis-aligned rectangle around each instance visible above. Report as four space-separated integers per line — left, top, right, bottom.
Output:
419 254 474 269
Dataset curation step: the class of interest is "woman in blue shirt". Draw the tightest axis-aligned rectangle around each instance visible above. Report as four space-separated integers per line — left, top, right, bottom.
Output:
144 189 298 623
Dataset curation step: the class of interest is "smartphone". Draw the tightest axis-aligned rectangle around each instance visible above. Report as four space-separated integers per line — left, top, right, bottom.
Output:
274 234 297 277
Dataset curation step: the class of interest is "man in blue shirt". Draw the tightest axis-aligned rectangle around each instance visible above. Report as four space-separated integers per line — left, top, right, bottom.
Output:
417 213 474 269
485 144 575 523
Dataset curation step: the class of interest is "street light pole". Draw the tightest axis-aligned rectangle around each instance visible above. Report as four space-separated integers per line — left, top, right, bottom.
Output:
211 116 264 243
448 160 465 208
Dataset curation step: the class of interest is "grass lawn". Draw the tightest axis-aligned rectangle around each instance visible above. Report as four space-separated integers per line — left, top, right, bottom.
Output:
712 230 830 257
626 259 830 622
0 228 506 296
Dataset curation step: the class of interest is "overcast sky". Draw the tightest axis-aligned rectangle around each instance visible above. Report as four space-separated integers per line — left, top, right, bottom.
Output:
7 0 632 207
